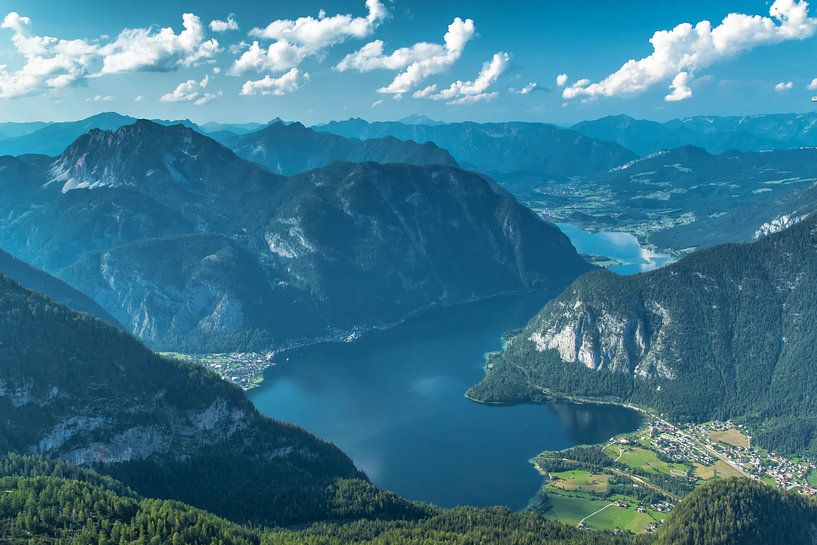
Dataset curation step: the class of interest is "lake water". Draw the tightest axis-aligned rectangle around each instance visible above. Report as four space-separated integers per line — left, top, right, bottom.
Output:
249 292 642 509
557 223 674 275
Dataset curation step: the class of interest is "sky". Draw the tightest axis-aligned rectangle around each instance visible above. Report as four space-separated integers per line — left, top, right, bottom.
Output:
1 0 817 125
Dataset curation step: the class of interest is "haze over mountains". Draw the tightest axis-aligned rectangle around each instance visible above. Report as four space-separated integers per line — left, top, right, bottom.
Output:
0 119 591 351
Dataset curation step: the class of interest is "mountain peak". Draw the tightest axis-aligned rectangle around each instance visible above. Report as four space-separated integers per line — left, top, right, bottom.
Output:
50 120 242 193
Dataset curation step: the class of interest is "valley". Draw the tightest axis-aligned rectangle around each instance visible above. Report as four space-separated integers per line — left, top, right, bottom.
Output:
5 0 817 542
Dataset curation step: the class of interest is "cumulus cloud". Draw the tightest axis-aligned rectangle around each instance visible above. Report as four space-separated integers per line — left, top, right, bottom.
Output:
99 13 219 74
511 81 540 95
240 67 306 95
665 72 693 102
134 95 144 102
556 73 568 87
160 75 220 104
415 52 510 105
0 11 222 99
230 0 386 76
87 94 113 102
0 11 98 98
562 0 817 102
337 17 476 96
210 14 238 32
808 77 817 89
775 80 794 91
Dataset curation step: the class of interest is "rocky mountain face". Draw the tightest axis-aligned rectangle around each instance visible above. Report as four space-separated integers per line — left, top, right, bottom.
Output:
218 121 458 175
314 119 637 177
0 121 591 351
470 214 817 454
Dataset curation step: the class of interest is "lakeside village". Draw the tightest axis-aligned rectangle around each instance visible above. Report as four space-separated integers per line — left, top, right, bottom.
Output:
164 352 276 390
647 418 817 496
536 415 816 535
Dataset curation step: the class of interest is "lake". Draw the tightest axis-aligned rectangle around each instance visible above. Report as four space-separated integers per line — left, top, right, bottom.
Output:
557 223 674 275
249 292 642 509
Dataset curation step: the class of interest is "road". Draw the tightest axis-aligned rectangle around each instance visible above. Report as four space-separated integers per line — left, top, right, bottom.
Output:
578 502 617 528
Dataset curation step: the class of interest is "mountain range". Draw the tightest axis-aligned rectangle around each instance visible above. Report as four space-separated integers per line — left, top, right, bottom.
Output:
213 120 458 175
0 120 591 351
470 211 817 455
572 112 817 155
314 118 637 177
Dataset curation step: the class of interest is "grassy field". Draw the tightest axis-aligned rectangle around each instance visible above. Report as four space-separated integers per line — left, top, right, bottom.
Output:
585 501 659 534
614 446 689 475
542 493 608 527
707 428 750 449
542 492 658 533
808 470 817 487
693 460 743 481
549 470 610 494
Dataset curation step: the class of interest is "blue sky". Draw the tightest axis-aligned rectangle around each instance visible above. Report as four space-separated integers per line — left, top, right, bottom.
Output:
1 0 816 124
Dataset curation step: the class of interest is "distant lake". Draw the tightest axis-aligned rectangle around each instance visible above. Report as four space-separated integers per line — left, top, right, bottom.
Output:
557 223 674 275
250 292 642 509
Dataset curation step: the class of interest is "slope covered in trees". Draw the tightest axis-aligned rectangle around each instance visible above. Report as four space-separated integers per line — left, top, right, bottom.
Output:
3 456 813 544
0 274 422 526
470 214 817 455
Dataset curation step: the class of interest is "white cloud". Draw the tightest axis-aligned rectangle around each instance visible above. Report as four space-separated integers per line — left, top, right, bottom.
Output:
562 0 817 102
210 14 239 33
230 0 386 76
87 94 113 102
512 81 539 95
808 77 817 89
99 13 219 75
240 67 306 95
337 17 476 96
665 72 693 102
371 99 383 107
0 11 98 98
0 11 223 99
556 73 568 87
160 75 220 104
134 95 144 102
414 52 510 105
775 80 794 91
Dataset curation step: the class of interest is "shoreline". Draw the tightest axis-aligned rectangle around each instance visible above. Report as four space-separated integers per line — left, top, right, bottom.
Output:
176 288 559 391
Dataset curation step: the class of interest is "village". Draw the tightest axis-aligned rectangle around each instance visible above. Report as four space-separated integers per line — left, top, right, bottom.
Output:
164 351 276 390
645 418 817 497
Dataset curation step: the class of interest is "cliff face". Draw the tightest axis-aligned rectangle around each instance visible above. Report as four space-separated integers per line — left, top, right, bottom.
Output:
527 298 675 380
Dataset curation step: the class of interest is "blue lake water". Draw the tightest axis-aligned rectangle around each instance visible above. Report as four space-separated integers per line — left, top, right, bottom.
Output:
249 292 642 509
557 223 674 275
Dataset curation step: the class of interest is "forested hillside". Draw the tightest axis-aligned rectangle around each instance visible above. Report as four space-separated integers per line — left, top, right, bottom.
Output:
0 274 422 526
470 214 817 455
